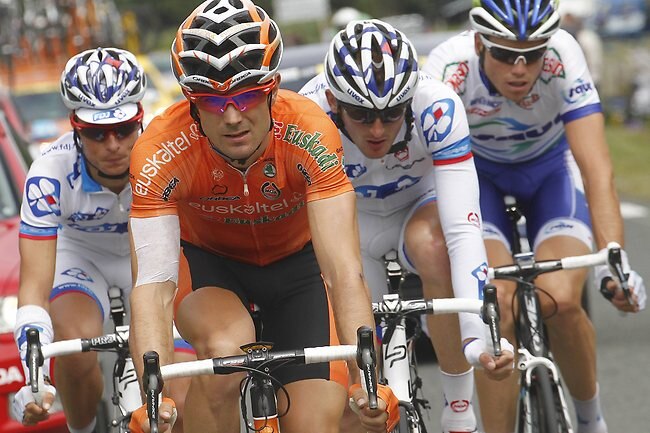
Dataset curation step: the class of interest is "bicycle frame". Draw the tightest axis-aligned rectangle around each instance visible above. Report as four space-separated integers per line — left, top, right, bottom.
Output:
489 199 628 433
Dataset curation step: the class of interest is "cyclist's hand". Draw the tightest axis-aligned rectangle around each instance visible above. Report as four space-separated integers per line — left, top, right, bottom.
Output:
463 337 515 381
128 397 177 433
595 248 646 312
12 384 56 426
348 383 399 433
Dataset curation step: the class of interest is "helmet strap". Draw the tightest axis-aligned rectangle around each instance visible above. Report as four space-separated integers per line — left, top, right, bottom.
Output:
478 48 500 95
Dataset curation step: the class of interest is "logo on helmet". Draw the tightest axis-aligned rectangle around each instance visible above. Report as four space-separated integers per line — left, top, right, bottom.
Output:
92 108 127 122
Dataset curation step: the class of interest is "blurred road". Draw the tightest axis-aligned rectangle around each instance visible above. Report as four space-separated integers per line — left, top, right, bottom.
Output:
416 199 650 432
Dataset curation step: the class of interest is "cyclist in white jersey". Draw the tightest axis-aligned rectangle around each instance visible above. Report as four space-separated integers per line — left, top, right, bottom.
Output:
300 19 514 433
12 47 190 433
423 1 647 432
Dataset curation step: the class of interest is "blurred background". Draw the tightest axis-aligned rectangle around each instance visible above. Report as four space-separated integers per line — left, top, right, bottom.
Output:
0 0 649 198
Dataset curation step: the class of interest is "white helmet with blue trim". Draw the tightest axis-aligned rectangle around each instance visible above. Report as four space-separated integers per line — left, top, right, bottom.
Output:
60 47 146 124
324 19 418 110
469 0 561 41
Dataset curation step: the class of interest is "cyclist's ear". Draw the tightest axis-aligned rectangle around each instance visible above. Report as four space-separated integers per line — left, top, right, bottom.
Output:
325 89 339 114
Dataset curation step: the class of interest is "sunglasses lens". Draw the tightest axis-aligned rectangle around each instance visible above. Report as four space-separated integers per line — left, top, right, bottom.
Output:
193 86 271 113
343 106 372 123
489 46 546 64
383 105 406 122
78 128 106 141
77 120 140 141
342 103 406 124
114 121 141 138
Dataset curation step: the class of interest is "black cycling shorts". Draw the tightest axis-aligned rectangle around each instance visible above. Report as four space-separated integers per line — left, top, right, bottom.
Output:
180 241 346 387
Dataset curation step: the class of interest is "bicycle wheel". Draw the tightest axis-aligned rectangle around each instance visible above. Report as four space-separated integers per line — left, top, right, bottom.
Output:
518 366 561 433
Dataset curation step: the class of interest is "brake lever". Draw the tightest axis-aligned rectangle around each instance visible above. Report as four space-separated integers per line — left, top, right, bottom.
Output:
143 351 163 433
356 326 378 410
481 284 502 356
26 328 44 396
607 244 634 306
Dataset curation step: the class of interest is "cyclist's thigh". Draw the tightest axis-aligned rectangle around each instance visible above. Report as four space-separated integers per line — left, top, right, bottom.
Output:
397 190 441 274
239 243 347 388
174 242 255 356
49 248 127 328
527 150 593 252
277 379 347 433
358 208 405 301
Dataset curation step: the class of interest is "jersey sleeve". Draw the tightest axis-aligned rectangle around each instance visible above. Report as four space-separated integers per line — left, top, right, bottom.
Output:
283 99 353 202
550 31 602 122
414 73 473 165
19 155 65 240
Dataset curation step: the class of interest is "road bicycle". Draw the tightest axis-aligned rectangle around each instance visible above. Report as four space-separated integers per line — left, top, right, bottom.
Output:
488 199 631 433
374 251 502 433
25 286 149 433
141 326 379 433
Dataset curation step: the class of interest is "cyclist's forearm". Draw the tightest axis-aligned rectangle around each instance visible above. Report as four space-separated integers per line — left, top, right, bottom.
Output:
18 237 57 308
130 281 176 391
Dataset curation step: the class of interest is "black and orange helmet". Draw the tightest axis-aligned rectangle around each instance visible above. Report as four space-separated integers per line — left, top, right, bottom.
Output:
171 0 283 94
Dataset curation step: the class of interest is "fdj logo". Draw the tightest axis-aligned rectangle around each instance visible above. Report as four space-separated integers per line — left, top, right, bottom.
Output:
92 108 126 122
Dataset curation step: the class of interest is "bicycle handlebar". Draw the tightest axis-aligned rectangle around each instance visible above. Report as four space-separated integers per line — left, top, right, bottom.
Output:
488 242 633 304
145 326 379 430
371 285 503 357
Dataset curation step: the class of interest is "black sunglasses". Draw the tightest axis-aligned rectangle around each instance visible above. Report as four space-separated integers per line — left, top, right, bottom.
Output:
339 102 408 124
480 34 547 65
72 118 142 142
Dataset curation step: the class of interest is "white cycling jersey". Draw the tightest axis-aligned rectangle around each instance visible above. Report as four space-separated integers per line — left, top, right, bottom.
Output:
19 132 131 256
300 72 489 341
423 30 600 164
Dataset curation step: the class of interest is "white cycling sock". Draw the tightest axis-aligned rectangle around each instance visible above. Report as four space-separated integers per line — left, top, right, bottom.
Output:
440 367 477 432
573 384 608 433
68 417 97 433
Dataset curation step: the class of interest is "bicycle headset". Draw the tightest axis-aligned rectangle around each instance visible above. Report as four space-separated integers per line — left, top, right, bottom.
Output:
170 0 283 166
324 19 418 154
61 47 146 179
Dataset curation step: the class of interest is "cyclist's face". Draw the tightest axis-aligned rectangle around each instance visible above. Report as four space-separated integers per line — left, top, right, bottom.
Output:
197 81 279 167
325 91 405 159
77 120 139 178
475 33 547 103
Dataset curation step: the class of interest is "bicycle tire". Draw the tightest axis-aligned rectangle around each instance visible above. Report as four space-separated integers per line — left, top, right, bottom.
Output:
517 365 562 433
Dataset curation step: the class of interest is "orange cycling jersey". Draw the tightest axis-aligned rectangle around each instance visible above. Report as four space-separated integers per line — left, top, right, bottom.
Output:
129 90 352 266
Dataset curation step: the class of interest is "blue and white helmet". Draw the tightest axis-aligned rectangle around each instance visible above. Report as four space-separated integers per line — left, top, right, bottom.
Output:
324 19 418 110
61 47 146 124
469 0 561 41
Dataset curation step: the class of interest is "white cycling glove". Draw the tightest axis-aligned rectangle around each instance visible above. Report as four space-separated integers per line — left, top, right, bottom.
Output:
463 336 514 368
14 305 54 383
594 248 647 311
11 383 57 422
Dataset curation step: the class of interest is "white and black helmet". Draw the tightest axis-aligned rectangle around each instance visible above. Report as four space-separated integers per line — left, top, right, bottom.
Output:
60 47 146 124
324 19 418 110
171 0 283 94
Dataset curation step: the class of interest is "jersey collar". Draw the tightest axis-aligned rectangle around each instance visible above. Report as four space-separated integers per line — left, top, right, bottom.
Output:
80 156 103 193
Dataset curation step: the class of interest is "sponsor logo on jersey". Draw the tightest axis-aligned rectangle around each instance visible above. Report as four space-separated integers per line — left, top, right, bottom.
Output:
540 48 565 84
68 207 109 222
544 221 575 233
162 177 180 201
282 124 340 171
355 175 421 199
212 169 224 180
386 157 426 171
564 79 594 104
190 199 306 225
442 61 469 95
467 212 480 228
68 222 129 233
472 262 489 300
345 164 367 179
261 181 281 200
263 163 277 178
468 96 503 117
421 98 455 143
26 176 62 217
450 399 470 413
472 114 562 143
199 184 240 201
189 198 297 215
61 267 94 282
296 163 312 185
134 124 199 196
517 94 540 110
394 147 409 162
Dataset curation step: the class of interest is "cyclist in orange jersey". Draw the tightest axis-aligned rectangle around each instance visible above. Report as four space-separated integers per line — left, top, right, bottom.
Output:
127 1 396 432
